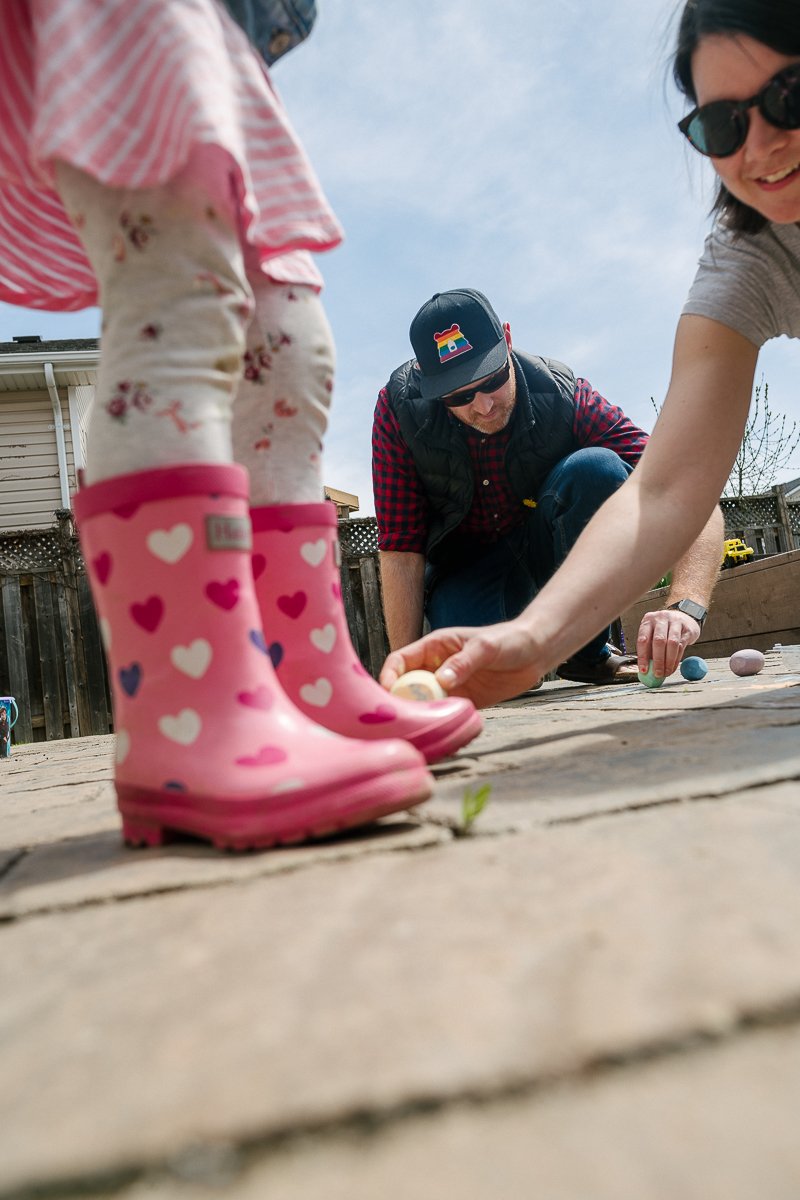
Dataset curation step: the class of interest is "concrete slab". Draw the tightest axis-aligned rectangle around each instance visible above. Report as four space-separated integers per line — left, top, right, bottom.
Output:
423 660 800 832
0 818 450 921
4 790 800 1193
0 735 115 795
0 735 118 851
94 1025 800 1200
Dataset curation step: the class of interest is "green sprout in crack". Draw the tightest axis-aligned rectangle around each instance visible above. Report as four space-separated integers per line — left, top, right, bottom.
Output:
461 783 493 833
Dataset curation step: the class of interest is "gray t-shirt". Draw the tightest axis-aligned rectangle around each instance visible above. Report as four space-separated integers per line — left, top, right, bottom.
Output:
682 220 800 347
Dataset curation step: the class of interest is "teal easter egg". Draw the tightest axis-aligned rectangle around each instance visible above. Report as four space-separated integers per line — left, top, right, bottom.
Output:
680 656 708 681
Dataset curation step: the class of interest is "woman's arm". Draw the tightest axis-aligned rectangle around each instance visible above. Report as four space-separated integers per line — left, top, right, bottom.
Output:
381 316 758 706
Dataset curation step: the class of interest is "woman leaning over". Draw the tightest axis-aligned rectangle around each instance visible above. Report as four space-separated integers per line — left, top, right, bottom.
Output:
382 0 800 706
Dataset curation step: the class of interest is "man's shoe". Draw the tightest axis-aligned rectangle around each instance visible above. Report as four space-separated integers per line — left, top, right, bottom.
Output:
556 647 640 685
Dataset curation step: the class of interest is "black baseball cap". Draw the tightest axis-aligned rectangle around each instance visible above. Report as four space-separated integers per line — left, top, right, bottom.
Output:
409 288 508 400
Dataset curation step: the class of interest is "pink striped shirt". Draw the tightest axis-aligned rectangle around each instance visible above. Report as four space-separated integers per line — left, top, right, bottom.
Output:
0 0 341 309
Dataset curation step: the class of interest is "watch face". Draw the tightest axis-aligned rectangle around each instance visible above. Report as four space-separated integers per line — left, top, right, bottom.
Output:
673 600 706 625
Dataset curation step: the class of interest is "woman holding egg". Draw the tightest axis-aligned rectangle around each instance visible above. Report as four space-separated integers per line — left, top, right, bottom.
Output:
382 0 800 705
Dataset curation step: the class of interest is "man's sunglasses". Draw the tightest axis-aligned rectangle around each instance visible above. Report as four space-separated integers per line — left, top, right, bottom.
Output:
678 63 800 158
440 359 511 408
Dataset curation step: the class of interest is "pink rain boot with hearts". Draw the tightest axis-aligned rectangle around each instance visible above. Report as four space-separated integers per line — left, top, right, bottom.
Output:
249 503 482 762
73 465 432 850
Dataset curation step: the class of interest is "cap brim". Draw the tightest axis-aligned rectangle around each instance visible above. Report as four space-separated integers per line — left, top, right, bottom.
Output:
418 339 509 400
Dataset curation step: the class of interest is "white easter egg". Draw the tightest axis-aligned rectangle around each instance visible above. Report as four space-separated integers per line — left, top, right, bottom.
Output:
389 670 447 702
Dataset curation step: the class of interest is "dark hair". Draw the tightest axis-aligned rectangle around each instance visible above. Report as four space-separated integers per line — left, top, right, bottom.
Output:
673 0 800 233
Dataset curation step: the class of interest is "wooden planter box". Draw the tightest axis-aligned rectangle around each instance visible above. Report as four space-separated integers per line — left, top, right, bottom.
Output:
621 548 800 659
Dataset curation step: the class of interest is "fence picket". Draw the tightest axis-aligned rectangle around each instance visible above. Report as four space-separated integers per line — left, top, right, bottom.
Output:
33 574 66 741
359 555 388 678
77 572 112 735
1 574 33 744
56 576 83 737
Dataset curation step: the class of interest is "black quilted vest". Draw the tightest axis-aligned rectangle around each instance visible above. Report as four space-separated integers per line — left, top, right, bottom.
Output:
385 351 577 564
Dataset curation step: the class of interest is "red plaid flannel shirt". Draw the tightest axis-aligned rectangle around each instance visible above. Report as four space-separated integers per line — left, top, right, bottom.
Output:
372 376 648 553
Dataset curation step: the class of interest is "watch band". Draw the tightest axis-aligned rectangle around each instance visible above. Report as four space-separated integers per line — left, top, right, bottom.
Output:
667 599 707 630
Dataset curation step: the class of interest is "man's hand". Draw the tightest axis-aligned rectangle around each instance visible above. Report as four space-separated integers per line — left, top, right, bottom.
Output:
636 608 702 680
380 618 544 710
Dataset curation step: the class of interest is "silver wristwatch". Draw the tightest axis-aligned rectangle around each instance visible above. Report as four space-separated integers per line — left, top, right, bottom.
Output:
667 599 707 630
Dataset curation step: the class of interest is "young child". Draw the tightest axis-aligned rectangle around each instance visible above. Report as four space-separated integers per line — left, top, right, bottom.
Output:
0 0 480 849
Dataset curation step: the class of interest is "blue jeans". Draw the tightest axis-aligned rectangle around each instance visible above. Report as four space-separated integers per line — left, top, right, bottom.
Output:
425 447 634 664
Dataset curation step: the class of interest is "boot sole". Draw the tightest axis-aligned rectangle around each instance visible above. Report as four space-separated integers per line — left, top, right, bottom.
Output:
410 708 484 764
118 765 432 851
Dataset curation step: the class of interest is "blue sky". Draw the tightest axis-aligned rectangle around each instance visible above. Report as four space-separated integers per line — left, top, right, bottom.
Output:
2 0 798 511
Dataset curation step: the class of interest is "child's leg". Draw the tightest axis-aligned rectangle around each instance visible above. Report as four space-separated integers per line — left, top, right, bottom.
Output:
232 278 333 504
56 161 252 482
235 277 482 764
57 166 430 847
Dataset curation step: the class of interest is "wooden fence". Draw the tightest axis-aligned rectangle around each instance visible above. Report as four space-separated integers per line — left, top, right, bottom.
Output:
720 484 800 556
338 517 390 677
0 512 111 745
1 489 797 746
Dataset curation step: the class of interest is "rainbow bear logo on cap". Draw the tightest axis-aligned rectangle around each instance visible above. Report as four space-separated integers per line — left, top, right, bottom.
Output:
434 324 472 364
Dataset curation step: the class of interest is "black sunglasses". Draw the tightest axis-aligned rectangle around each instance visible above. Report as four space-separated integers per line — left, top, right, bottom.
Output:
440 359 511 408
678 62 800 158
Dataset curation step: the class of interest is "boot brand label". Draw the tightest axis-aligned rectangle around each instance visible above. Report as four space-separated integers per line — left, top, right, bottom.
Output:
205 515 252 552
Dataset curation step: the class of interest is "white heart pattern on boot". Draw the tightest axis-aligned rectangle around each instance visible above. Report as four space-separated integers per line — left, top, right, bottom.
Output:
310 624 336 653
170 638 213 679
158 708 203 745
299 677 333 708
147 523 194 563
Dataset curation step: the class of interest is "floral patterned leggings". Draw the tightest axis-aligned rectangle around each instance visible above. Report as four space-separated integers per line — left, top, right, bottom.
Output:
55 161 335 505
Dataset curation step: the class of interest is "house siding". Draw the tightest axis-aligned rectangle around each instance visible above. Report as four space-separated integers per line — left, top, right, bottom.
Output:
0 389 73 531
67 384 93 475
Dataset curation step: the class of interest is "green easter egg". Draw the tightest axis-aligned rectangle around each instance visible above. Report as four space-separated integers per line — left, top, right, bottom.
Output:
638 660 665 689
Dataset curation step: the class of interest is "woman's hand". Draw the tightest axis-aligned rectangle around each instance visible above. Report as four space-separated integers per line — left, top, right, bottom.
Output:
380 618 544 709
636 607 702 679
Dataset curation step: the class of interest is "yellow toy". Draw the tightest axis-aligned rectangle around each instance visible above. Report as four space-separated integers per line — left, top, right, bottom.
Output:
721 537 754 569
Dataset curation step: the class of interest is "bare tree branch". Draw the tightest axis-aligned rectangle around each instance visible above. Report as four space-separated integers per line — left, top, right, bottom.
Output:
649 379 800 500
723 377 800 499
